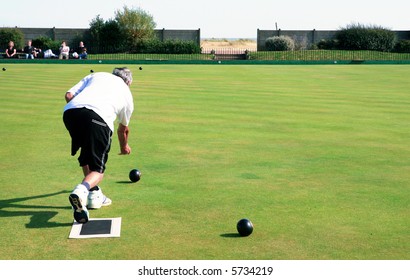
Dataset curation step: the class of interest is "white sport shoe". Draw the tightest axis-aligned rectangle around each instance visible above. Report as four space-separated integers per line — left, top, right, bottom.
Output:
69 184 89 224
87 186 112 209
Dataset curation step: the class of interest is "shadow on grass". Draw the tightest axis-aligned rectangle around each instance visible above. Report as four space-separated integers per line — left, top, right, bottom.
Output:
0 190 72 228
116 181 135 184
220 233 242 238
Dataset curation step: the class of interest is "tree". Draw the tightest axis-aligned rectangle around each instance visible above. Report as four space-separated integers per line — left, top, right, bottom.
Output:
88 15 125 53
100 19 124 52
0 28 24 50
115 6 157 50
88 15 105 52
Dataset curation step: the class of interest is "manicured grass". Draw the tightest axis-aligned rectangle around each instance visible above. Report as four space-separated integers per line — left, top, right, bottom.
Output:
0 64 409 259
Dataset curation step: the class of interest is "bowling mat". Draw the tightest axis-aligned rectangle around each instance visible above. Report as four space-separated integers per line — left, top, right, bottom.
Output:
69 217 122 239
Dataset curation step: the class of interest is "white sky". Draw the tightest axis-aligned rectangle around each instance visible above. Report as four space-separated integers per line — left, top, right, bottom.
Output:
1 0 409 38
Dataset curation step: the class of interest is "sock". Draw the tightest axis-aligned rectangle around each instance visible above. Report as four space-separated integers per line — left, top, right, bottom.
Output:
81 181 91 191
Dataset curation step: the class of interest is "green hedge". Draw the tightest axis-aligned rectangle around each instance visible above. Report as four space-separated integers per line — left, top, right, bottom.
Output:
336 24 396 52
32 36 62 51
135 39 201 54
316 39 339 50
394 40 410 53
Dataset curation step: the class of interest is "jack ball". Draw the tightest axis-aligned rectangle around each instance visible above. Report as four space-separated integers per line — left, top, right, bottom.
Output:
237 218 253 237
129 169 142 182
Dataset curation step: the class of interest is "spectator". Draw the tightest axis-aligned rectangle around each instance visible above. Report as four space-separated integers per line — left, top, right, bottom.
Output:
59 41 70 59
24 40 41 59
72 41 88 59
5 41 17 58
42 49 58 58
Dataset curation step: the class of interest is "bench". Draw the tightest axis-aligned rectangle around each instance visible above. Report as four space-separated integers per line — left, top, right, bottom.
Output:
1 51 61 59
1 52 37 59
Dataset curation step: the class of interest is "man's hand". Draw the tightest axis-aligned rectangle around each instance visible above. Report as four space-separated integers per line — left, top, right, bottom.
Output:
120 144 132 155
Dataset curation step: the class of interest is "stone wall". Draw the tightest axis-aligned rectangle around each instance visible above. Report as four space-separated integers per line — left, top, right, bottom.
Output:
10 27 89 42
156 28 200 45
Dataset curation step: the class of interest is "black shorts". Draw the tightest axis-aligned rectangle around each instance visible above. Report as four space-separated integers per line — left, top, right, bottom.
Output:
63 108 112 173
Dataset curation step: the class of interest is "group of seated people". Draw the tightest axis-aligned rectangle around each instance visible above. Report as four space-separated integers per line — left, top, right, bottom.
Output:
2 40 88 59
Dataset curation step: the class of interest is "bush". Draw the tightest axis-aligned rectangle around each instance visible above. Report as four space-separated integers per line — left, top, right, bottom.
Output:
265 36 295 51
336 23 396 52
32 36 61 51
293 36 308 50
0 28 24 50
317 39 339 50
136 39 200 54
394 40 410 53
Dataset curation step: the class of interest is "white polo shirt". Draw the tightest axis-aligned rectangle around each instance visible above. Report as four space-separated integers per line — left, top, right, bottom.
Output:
64 72 134 132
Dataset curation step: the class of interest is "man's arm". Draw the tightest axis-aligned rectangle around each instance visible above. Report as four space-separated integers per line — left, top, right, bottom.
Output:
118 123 131 155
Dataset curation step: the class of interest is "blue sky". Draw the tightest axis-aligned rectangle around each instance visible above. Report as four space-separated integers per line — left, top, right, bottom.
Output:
1 0 409 38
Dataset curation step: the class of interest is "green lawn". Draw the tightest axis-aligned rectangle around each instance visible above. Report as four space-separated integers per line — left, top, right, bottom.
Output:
0 64 409 260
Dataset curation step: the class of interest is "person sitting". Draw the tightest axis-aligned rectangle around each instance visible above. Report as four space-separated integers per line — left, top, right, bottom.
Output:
72 41 88 59
38 49 58 59
59 41 70 59
24 40 41 59
5 41 17 58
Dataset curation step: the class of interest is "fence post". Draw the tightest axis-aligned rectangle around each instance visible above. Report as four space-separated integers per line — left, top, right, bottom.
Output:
257 29 260 51
312 29 316 46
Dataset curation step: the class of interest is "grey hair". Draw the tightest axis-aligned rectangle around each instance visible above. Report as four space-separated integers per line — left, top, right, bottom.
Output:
112 67 133 85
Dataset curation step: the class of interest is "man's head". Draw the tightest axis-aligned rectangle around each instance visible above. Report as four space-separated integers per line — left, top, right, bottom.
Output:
112 67 133 86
